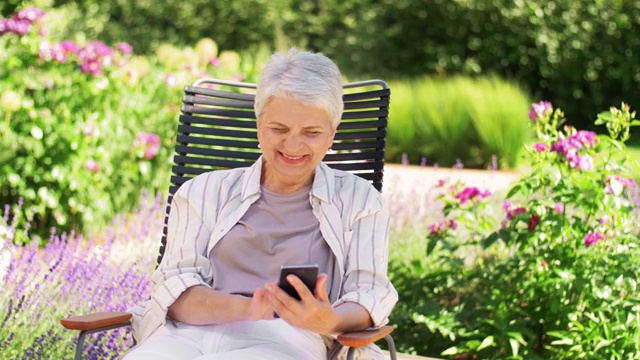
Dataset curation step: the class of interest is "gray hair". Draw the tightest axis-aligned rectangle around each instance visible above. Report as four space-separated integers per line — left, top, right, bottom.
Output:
254 48 344 129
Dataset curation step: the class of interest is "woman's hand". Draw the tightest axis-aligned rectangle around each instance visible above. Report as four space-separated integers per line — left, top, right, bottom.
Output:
246 287 276 321
266 273 373 335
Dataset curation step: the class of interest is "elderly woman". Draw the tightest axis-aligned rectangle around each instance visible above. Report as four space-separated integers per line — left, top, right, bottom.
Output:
125 48 397 360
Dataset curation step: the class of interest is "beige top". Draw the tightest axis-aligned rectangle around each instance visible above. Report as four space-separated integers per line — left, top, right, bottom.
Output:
209 184 335 298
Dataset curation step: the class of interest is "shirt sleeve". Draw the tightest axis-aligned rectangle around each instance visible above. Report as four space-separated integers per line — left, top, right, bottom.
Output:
135 175 215 341
332 180 398 328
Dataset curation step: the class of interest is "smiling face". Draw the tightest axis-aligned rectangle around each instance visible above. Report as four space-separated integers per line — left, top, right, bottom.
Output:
257 96 336 193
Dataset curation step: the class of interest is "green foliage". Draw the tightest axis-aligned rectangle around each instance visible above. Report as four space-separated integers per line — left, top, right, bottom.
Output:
0 8 260 242
281 0 640 132
43 0 275 54
389 102 640 359
388 76 532 169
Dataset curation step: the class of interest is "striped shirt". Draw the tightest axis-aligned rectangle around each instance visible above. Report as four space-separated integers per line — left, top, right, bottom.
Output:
131 157 398 355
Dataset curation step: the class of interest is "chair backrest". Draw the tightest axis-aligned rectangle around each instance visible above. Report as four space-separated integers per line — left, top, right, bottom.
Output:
157 78 390 264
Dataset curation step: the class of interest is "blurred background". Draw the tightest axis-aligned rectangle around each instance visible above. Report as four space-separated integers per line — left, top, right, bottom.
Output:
2 0 640 237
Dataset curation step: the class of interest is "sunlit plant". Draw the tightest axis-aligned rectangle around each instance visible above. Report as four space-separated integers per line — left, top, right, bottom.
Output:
390 102 640 359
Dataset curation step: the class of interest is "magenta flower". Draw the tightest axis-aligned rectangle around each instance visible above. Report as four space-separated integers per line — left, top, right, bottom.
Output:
60 40 79 54
116 42 133 55
550 130 598 170
456 186 491 204
584 231 606 246
78 41 115 75
4 18 31 35
528 101 553 122
134 132 161 160
210 57 221 67
533 143 547 153
13 7 46 23
428 219 457 237
553 202 564 215
503 200 526 220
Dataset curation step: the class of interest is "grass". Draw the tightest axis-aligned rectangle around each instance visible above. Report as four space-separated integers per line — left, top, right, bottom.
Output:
387 76 532 169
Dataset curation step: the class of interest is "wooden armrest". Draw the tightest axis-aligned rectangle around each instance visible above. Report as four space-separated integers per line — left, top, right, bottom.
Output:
61 311 133 331
336 325 394 348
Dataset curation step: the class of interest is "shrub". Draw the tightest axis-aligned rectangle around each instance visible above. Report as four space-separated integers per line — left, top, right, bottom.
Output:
0 193 161 359
389 102 640 359
0 7 257 241
387 76 532 169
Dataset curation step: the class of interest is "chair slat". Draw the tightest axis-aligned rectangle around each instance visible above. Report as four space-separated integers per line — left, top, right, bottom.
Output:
177 124 257 139
179 114 257 128
176 135 259 149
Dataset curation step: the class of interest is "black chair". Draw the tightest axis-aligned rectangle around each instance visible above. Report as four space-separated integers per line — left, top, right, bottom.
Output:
61 78 396 360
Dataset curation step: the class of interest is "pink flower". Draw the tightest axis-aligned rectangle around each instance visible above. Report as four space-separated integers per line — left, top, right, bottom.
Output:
456 187 491 204
210 57 221 67
428 219 457 237
503 201 526 221
84 159 100 173
60 40 79 54
553 202 564 215
164 74 177 87
82 123 98 137
13 7 46 23
550 130 598 170
134 132 161 160
604 175 638 194
116 42 133 55
528 101 553 122
78 41 115 75
533 143 547 153
435 178 449 188
584 231 606 246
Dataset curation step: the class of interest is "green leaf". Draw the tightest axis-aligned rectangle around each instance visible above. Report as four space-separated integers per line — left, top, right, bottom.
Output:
441 346 460 356
506 183 522 198
477 335 495 351
426 237 439 255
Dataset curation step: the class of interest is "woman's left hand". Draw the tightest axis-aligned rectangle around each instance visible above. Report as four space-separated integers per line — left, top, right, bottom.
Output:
266 273 340 335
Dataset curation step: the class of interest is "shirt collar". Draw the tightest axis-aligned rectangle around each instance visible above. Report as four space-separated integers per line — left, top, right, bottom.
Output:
240 156 335 203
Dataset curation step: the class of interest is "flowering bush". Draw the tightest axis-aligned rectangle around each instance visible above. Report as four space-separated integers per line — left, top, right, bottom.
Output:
0 193 160 359
389 102 640 359
0 6 257 242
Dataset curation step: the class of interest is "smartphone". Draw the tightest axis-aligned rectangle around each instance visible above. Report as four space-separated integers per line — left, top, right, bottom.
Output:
278 264 318 301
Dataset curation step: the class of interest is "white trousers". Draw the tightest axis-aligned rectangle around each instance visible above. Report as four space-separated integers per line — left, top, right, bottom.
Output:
122 319 327 360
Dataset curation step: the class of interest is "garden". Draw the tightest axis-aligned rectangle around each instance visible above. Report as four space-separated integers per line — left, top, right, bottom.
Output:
2 3 640 360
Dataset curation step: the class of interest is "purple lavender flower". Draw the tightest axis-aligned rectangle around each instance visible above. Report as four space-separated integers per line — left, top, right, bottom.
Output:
528 101 553 122
134 132 161 160
401 153 409 165
584 231 606 246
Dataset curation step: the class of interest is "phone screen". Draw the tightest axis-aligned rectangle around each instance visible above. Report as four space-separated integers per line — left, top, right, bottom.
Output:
278 264 318 301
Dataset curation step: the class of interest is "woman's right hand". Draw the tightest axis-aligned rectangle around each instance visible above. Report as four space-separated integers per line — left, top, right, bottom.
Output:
246 286 276 321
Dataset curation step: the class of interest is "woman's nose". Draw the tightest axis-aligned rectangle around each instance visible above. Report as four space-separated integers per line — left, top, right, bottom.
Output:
283 133 302 151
